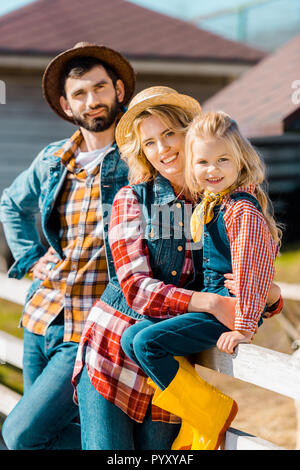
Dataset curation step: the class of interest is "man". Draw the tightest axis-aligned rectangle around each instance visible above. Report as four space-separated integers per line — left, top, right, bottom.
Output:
0 42 135 450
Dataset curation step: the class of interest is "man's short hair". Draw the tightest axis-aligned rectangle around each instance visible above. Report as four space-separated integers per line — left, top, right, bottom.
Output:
60 56 119 98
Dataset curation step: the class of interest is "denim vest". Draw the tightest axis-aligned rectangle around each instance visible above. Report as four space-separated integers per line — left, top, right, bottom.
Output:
0 138 128 289
202 192 262 299
101 174 203 320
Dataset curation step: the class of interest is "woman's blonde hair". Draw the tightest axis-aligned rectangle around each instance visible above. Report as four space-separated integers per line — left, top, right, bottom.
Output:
119 104 196 184
185 111 282 245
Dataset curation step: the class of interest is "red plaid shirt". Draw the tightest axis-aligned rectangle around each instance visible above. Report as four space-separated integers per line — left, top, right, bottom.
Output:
73 186 194 423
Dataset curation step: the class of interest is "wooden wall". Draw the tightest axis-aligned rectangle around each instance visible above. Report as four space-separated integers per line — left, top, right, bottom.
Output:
0 68 299 264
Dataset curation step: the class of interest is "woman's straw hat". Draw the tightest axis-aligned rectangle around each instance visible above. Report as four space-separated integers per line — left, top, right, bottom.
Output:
42 42 136 123
115 86 201 148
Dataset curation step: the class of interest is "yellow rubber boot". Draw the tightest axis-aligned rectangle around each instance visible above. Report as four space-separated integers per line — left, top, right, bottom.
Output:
147 377 194 450
171 421 194 450
151 356 238 450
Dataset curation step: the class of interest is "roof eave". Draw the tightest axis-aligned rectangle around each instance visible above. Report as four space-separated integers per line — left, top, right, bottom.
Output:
0 52 257 78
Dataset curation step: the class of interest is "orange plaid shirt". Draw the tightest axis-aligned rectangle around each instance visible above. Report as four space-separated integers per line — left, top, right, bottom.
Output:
22 130 109 342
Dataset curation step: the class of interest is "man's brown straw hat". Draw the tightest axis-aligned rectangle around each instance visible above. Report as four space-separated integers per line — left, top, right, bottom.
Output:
42 42 136 123
115 86 202 148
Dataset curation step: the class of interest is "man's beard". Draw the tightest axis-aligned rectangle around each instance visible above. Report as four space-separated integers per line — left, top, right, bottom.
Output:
71 94 121 132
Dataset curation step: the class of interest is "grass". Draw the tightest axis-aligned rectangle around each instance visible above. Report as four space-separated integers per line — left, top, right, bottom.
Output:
275 242 300 283
0 299 24 397
0 364 23 395
0 298 23 338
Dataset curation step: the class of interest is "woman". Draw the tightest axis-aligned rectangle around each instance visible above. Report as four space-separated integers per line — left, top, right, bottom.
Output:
72 86 282 450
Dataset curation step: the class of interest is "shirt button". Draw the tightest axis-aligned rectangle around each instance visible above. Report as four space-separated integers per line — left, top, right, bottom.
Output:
177 245 183 252
171 270 177 276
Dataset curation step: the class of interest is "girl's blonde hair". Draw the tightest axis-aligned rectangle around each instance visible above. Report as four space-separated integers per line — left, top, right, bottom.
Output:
119 104 196 184
185 111 282 245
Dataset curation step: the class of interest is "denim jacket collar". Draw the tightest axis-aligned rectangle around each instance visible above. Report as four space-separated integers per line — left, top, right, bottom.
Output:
152 174 182 205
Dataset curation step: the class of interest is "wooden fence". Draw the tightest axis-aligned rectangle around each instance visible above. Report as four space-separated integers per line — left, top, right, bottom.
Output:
0 272 300 450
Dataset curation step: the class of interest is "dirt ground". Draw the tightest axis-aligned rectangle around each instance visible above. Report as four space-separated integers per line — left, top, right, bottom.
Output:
195 314 298 450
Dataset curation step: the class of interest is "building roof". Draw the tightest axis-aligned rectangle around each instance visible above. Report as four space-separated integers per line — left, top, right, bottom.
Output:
203 33 300 138
0 0 265 64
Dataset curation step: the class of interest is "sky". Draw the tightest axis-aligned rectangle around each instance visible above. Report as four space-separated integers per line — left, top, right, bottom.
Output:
0 0 34 16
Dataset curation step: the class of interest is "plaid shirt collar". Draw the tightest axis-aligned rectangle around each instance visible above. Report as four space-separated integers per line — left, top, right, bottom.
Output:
53 129 83 169
53 129 100 178
223 184 256 205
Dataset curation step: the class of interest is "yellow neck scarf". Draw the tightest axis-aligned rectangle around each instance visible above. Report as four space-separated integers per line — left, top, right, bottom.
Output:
190 189 231 243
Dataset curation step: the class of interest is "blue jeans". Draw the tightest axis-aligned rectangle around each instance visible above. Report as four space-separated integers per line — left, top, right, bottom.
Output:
120 313 230 391
76 365 180 450
1 314 81 450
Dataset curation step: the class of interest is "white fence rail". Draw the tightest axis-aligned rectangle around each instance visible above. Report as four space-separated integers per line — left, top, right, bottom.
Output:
0 272 300 450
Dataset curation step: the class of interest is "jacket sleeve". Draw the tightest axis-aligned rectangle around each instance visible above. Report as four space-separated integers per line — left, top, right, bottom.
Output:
0 149 49 279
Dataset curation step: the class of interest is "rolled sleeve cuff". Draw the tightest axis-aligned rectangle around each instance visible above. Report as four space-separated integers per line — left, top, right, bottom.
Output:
8 245 47 279
234 316 259 333
167 288 194 316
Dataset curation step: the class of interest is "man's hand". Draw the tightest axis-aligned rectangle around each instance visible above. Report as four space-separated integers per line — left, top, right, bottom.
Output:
217 330 254 355
30 247 60 280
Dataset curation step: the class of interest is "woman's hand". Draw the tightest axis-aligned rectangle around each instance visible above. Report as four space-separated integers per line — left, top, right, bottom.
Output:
224 274 282 318
30 247 60 280
217 330 254 355
212 295 237 329
224 273 236 296
266 282 281 307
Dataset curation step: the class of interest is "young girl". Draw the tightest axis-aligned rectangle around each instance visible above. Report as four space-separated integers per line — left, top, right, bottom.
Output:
187 111 282 352
120 111 282 450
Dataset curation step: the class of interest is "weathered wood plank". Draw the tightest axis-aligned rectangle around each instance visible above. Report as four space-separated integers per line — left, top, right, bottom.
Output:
0 273 30 305
224 427 285 450
197 343 300 400
0 330 23 369
277 282 300 301
0 384 21 416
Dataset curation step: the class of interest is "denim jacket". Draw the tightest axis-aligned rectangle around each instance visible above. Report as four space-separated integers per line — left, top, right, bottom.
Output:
101 174 203 320
0 138 129 282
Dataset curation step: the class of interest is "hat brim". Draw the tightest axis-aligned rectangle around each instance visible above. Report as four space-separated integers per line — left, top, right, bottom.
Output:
42 45 136 123
115 93 201 148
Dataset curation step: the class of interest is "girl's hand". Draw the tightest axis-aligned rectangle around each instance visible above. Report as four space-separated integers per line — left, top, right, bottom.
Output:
217 330 254 355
